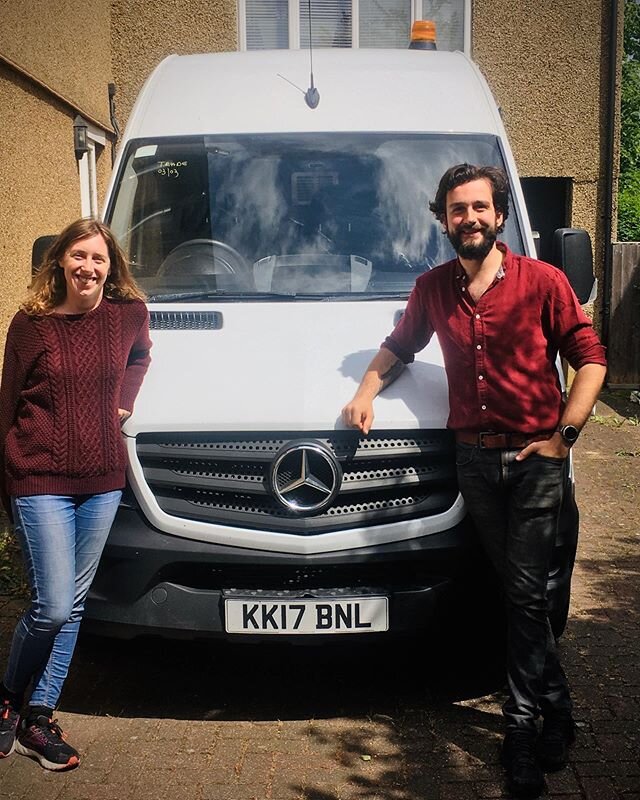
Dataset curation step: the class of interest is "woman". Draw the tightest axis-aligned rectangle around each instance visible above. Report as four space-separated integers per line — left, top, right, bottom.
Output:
0 219 151 770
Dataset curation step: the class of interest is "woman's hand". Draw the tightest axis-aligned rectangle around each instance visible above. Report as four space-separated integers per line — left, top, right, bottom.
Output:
118 408 131 425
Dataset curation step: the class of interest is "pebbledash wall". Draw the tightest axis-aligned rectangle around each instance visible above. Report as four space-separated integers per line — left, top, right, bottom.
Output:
0 0 113 337
0 0 621 351
472 0 622 321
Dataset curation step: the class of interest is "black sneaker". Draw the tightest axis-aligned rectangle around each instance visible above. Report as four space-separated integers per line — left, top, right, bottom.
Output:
501 729 545 798
0 700 20 758
538 711 576 772
15 714 80 771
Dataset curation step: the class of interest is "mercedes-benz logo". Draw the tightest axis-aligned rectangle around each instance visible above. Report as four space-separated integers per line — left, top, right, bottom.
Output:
269 440 342 515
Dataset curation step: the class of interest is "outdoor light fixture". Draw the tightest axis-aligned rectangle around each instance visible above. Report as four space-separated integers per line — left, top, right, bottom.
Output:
73 115 89 161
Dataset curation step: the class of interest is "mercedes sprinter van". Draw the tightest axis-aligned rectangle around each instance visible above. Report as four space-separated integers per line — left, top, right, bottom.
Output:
81 47 591 641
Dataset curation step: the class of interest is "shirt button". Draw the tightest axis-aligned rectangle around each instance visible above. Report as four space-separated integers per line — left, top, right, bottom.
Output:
476 344 482 350
475 313 481 319
461 286 466 292
481 404 487 410
478 375 484 380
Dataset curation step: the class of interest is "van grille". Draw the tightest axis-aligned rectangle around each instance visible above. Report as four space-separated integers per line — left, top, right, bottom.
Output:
135 431 457 533
149 311 223 330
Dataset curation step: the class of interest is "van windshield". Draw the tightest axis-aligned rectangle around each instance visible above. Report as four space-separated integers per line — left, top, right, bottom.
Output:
107 133 524 300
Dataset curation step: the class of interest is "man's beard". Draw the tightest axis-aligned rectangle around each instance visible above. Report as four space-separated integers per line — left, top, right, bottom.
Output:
447 223 497 260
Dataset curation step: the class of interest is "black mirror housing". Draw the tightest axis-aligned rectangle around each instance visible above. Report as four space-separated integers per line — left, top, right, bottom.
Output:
32 235 57 275
550 228 595 304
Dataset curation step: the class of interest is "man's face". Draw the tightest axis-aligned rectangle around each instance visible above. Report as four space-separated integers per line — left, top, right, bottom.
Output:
444 178 503 260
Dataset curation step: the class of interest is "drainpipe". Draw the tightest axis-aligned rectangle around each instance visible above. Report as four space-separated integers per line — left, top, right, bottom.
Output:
602 0 620 352
108 83 121 166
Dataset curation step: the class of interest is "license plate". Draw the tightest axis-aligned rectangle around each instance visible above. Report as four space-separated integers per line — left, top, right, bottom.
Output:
224 596 388 634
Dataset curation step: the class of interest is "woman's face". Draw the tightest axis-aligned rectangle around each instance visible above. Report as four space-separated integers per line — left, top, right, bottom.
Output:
58 233 110 311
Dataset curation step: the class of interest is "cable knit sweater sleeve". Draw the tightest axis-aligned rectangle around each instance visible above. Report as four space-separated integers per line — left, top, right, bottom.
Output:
0 313 32 513
119 303 152 412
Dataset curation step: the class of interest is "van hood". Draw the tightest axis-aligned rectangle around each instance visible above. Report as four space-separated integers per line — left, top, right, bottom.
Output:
124 301 450 436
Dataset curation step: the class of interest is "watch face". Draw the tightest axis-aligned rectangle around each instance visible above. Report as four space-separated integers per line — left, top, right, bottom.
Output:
561 425 579 443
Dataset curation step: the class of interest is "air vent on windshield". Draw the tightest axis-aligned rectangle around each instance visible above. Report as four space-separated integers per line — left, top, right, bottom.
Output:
149 311 223 330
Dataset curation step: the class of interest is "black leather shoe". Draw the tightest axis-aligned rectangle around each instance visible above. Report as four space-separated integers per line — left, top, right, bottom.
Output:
538 711 576 772
502 729 545 798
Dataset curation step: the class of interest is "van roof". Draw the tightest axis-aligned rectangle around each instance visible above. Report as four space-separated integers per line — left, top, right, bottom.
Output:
125 49 503 139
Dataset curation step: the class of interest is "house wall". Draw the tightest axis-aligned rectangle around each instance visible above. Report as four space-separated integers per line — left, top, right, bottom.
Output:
0 0 112 123
111 0 237 135
472 0 622 312
0 0 113 333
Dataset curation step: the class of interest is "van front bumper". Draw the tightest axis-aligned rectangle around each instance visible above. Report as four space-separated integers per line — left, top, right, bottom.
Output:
84 506 480 640
85 485 578 640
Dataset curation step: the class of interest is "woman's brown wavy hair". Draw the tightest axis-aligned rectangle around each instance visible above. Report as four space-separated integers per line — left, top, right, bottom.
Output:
22 218 146 316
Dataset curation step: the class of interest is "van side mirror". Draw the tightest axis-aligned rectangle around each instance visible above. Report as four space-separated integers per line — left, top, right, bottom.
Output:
550 228 595 304
32 235 57 274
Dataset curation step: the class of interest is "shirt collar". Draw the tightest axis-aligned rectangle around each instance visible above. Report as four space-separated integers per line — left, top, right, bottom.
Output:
455 241 510 282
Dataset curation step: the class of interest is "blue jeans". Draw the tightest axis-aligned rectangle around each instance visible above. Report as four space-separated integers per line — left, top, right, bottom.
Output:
3 491 121 709
456 444 572 731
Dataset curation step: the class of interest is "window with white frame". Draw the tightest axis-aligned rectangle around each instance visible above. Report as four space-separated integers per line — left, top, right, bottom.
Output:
78 125 106 219
239 0 469 53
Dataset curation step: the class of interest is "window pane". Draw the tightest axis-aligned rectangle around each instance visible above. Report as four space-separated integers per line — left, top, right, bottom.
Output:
300 0 352 48
423 0 465 52
359 0 411 49
246 0 289 49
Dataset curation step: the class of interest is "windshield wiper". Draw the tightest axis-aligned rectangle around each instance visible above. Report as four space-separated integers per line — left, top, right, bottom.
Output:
147 290 258 302
147 290 409 302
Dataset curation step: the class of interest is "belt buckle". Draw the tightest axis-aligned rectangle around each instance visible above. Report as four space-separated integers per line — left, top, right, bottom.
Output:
478 431 494 449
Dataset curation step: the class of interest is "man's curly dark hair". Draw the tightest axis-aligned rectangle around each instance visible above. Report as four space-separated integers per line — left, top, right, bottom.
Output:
429 163 510 233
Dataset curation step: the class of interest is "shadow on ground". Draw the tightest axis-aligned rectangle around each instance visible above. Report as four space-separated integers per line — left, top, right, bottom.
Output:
598 388 640 419
62 617 507 723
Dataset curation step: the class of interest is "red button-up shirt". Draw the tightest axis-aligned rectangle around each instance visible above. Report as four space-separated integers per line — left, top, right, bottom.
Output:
382 243 607 434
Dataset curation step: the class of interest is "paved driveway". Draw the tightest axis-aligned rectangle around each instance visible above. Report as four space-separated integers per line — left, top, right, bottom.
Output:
1 401 638 800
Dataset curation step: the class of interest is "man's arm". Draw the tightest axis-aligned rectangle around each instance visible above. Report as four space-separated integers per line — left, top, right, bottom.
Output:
516 363 607 460
341 348 405 435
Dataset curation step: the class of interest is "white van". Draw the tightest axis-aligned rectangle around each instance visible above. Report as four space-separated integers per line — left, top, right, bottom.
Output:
81 47 591 640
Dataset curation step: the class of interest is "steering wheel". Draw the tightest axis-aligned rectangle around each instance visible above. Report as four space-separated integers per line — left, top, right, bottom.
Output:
158 239 252 286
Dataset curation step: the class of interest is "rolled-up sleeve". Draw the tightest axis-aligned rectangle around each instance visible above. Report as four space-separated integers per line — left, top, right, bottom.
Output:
548 273 607 370
382 281 434 364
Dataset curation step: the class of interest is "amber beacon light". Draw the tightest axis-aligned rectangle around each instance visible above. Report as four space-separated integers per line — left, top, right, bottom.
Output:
409 19 437 50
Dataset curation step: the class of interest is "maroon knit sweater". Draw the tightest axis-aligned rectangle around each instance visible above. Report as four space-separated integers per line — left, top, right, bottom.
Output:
0 297 151 502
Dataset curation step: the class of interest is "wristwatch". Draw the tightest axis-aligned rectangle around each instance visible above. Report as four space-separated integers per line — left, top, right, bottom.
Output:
558 424 580 446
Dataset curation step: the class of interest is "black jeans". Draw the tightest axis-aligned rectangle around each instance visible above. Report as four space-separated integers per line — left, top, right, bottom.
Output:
456 443 573 731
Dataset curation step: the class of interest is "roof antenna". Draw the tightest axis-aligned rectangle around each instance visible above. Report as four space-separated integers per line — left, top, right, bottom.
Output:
304 0 320 109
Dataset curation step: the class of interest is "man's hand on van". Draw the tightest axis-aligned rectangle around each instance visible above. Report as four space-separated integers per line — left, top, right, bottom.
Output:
341 348 404 435
342 397 375 434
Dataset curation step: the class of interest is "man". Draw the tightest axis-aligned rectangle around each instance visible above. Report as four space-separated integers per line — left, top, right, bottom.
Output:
342 164 606 799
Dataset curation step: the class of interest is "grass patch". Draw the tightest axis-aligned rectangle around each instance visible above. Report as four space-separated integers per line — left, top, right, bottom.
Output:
591 413 640 428
591 414 629 428
0 515 27 597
